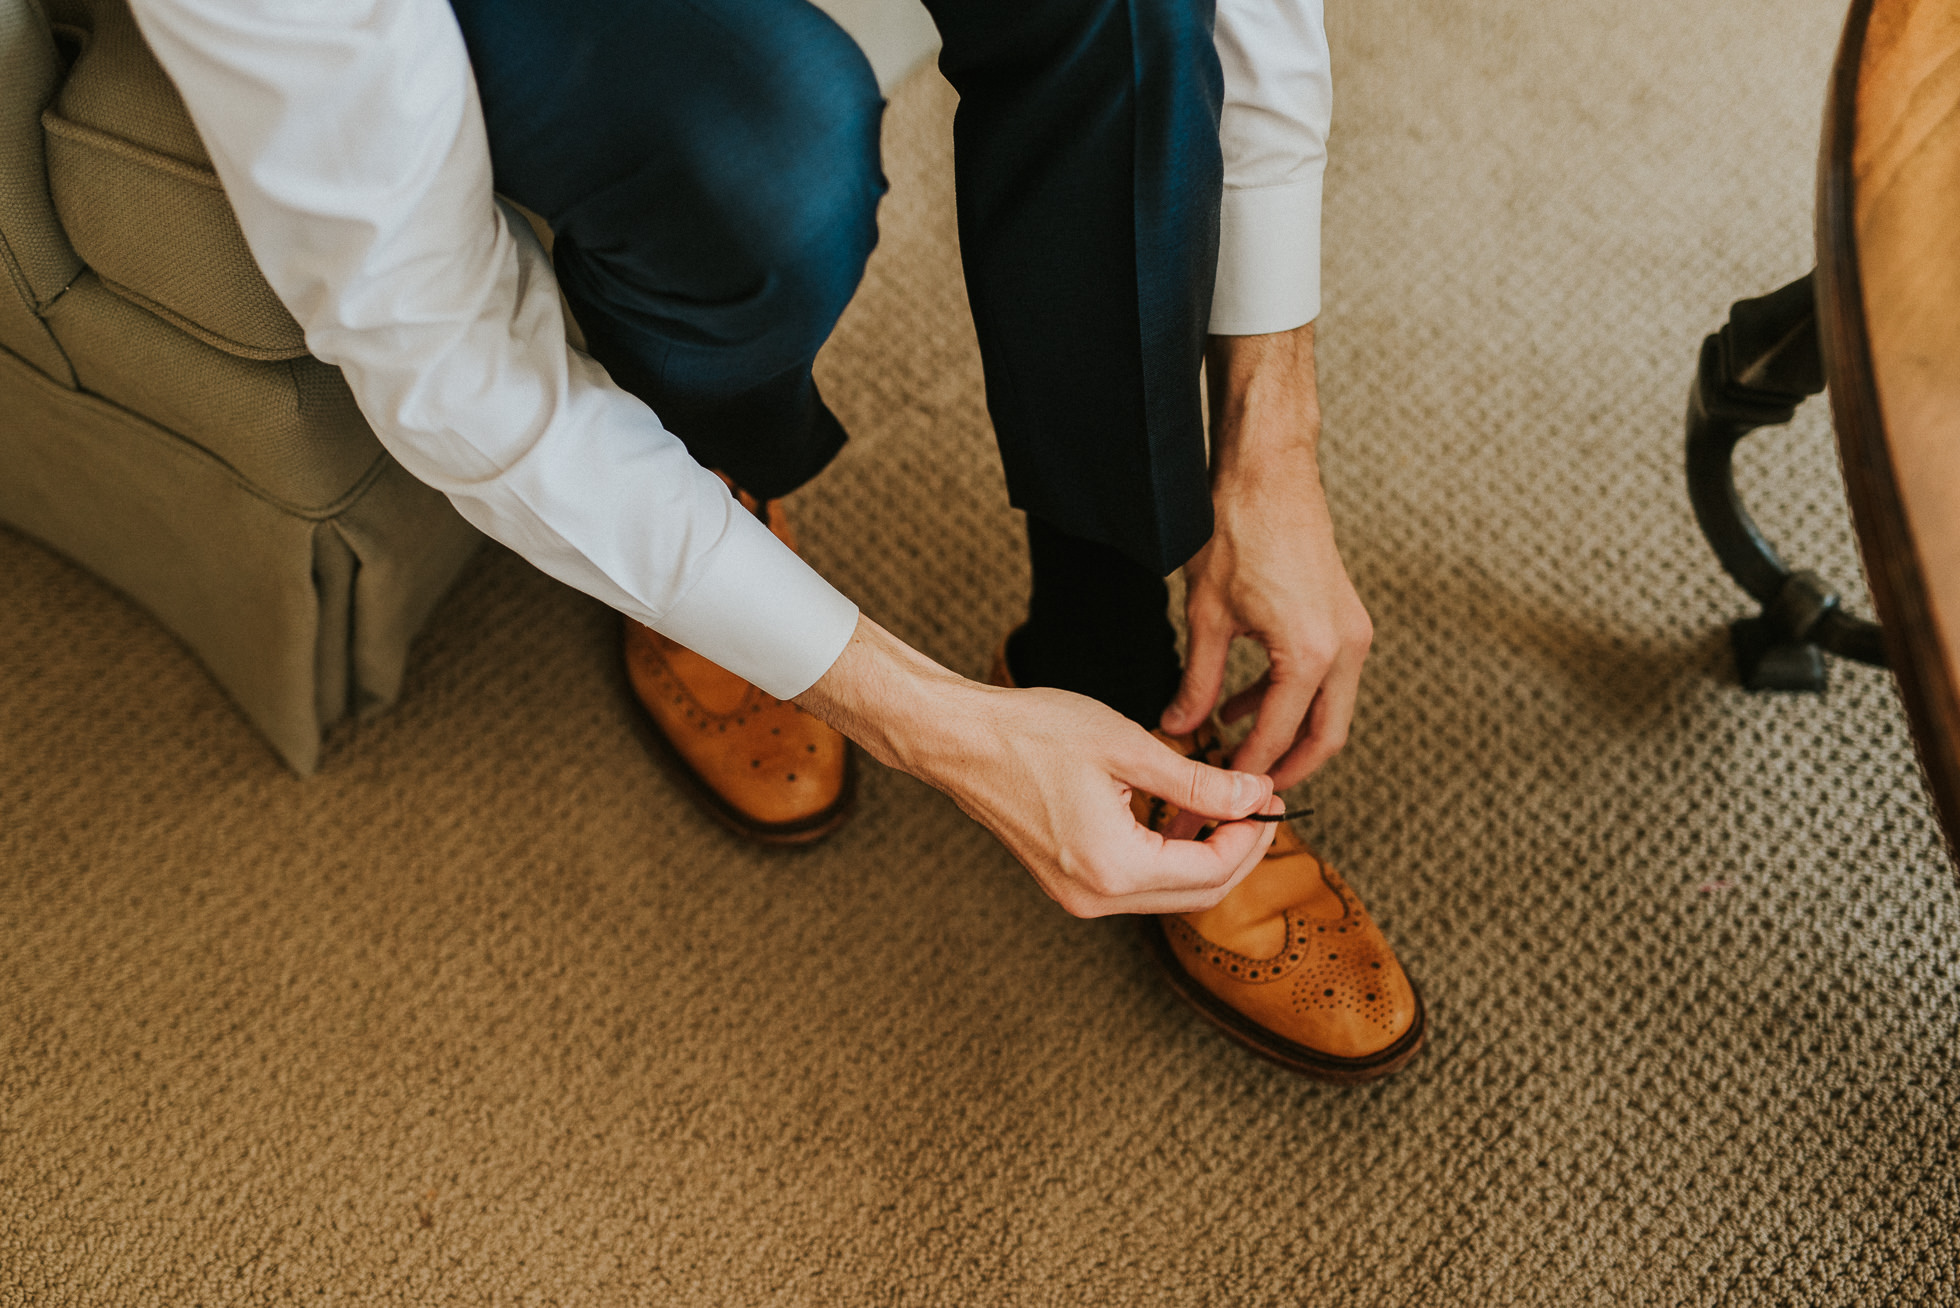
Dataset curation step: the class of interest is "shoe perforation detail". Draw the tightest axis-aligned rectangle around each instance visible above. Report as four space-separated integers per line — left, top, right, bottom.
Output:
1170 852 1406 1033
1285 940 1405 1033
639 653 771 729
1166 909 1343 985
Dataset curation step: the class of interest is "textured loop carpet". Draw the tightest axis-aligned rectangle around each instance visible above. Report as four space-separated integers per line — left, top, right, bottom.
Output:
4 0 1958 1302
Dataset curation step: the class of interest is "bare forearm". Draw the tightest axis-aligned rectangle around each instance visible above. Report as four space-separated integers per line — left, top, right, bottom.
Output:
1205 321 1321 475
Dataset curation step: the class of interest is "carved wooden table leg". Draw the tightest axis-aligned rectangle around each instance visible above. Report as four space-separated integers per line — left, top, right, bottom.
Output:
1686 272 1886 690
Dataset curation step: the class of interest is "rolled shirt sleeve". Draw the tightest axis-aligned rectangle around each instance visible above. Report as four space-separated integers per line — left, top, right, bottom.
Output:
1210 0 1331 336
129 0 860 700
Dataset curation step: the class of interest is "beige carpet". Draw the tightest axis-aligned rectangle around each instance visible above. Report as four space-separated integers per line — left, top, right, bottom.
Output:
5 0 1959 1302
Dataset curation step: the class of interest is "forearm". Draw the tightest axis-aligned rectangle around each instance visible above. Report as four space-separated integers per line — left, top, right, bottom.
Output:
1206 322 1322 477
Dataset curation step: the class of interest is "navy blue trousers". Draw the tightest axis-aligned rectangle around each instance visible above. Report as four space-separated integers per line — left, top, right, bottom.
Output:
448 0 1225 580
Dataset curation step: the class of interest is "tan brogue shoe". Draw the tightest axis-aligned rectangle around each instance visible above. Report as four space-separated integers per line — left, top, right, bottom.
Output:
623 494 853 845
1147 809 1425 1081
1138 731 1424 1082
986 632 1421 1080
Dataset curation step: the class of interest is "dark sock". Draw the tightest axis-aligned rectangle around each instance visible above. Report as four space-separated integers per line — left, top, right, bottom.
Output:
1007 516 1183 728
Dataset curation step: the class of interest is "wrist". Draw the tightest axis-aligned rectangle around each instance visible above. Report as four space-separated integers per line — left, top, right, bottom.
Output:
795 615 990 787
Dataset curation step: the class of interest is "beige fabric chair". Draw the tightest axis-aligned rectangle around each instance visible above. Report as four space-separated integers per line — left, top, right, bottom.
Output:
0 0 938 774
0 0 482 774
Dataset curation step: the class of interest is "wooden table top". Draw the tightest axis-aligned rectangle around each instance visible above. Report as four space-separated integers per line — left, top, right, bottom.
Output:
1820 0 1960 856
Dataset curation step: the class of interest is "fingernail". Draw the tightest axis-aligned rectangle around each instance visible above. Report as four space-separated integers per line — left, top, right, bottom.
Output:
1231 774 1255 813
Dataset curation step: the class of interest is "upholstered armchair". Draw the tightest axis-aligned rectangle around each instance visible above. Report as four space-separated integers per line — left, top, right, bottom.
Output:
0 0 936 775
0 0 483 773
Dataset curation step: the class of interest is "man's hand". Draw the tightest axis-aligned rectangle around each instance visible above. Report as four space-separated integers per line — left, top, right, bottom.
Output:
798 617 1283 917
1160 323 1372 791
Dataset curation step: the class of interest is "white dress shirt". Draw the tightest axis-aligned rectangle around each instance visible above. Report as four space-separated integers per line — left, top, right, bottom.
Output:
129 0 1331 700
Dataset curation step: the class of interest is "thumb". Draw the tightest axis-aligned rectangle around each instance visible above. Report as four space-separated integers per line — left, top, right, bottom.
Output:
1121 734 1273 822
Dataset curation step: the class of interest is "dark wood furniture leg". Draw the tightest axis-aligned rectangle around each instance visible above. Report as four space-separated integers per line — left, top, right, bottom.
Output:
1685 272 1886 691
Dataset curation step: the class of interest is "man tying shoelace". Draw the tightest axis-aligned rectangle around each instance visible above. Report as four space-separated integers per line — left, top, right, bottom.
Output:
131 0 1423 1080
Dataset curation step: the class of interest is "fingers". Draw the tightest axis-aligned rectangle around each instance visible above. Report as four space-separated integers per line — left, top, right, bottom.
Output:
1267 646 1362 790
1118 731 1272 822
1150 805 1276 884
1218 671 1270 726
1062 802 1281 916
974 688 1291 922
1215 629 1365 783
1161 602 1233 736
1228 668 1318 779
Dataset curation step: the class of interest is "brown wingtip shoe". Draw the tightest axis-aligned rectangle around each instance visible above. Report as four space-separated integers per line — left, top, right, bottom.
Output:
985 631 1423 1081
623 492 853 846
1141 730 1425 1082
1146 820 1425 1082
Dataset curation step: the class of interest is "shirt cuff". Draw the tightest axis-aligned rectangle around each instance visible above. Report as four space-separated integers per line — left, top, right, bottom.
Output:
1209 174 1323 336
654 507 862 700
